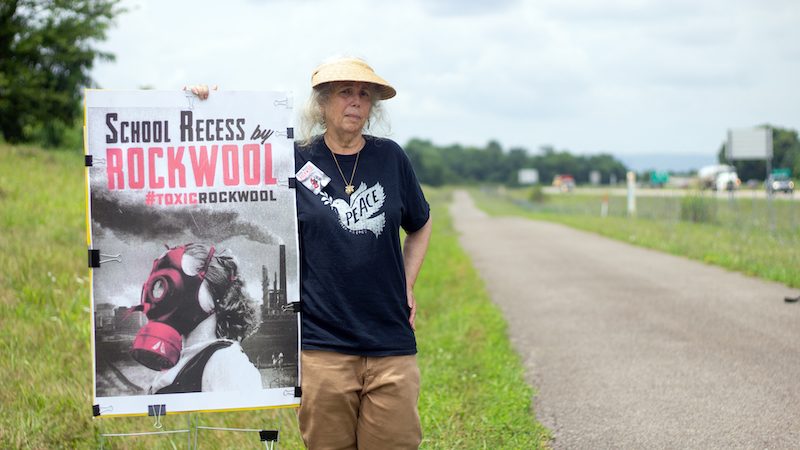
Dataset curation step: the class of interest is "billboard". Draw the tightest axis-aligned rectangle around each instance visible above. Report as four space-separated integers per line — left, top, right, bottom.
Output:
85 90 300 417
518 168 539 185
726 127 772 160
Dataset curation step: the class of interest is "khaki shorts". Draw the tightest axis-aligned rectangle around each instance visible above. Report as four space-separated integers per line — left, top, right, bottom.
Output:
298 350 422 450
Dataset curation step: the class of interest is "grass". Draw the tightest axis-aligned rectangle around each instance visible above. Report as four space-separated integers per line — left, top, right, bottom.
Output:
0 144 548 449
416 189 550 448
472 187 800 289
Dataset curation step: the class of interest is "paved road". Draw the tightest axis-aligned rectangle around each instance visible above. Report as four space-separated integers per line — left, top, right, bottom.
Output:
450 190 800 449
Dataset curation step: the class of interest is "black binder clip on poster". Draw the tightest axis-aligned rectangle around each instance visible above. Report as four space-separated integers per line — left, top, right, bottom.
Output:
193 424 280 450
88 249 121 268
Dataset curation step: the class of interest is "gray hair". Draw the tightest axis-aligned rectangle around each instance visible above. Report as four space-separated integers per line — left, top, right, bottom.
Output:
297 81 391 147
184 243 259 341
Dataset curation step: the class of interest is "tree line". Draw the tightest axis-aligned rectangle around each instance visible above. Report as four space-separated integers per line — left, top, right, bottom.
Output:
406 125 800 187
404 138 629 187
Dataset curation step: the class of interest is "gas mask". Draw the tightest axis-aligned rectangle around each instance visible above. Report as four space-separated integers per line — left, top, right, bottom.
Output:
130 245 216 370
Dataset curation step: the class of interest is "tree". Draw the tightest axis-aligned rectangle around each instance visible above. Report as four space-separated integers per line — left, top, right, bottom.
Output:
504 147 529 185
0 0 122 144
404 138 629 187
405 138 452 187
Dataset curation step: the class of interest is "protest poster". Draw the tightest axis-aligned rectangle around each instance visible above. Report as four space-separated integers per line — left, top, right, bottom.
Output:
84 90 300 417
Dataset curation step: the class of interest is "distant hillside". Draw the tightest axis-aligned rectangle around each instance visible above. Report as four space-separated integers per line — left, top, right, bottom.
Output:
616 153 717 173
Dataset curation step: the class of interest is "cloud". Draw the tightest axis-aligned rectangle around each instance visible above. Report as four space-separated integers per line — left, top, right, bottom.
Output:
91 0 800 156
420 0 520 17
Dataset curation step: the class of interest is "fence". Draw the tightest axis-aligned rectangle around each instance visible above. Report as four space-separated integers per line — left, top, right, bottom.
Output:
497 187 799 238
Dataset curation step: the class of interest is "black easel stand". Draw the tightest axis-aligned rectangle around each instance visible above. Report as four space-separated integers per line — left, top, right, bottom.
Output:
94 404 280 449
97 404 192 449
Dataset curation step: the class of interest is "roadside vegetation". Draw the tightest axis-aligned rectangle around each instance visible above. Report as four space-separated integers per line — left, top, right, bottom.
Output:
472 186 800 289
0 144 548 449
415 188 550 448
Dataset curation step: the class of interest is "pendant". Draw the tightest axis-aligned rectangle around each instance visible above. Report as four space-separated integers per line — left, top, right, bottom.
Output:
345 184 355 195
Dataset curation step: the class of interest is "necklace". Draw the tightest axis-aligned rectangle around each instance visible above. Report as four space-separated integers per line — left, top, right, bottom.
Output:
329 148 361 195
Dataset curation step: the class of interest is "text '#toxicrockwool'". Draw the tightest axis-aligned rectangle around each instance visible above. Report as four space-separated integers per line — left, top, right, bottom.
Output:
144 189 277 206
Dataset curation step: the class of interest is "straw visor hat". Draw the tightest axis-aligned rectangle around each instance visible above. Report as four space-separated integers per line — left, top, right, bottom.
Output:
311 58 396 100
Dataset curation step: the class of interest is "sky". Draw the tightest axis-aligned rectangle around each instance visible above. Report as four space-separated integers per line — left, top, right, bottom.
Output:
91 0 800 169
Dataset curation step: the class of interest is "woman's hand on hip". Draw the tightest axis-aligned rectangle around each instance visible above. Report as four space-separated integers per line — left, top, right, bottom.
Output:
407 289 417 331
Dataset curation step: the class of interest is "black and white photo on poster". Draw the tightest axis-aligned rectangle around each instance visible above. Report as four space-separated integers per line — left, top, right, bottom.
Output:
85 90 300 416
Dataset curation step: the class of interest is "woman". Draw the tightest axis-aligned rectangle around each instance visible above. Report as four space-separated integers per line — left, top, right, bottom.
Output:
192 56 432 449
131 243 263 394
295 57 431 450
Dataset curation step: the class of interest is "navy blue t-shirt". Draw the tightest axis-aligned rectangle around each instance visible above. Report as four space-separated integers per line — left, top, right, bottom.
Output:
295 136 430 356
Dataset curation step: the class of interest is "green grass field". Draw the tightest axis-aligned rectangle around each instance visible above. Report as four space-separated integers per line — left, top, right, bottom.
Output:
0 144 548 449
473 187 800 289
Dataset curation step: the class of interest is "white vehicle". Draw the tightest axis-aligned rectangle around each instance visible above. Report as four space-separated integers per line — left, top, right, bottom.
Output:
698 164 741 191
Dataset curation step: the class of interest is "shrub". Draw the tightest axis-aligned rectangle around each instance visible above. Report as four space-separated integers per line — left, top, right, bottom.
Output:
529 185 547 203
680 194 717 223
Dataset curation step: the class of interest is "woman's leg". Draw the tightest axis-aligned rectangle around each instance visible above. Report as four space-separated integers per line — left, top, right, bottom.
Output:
298 350 363 450
356 355 422 450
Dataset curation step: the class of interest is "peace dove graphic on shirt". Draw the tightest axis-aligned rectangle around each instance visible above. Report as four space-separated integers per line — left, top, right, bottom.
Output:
320 182 386 237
